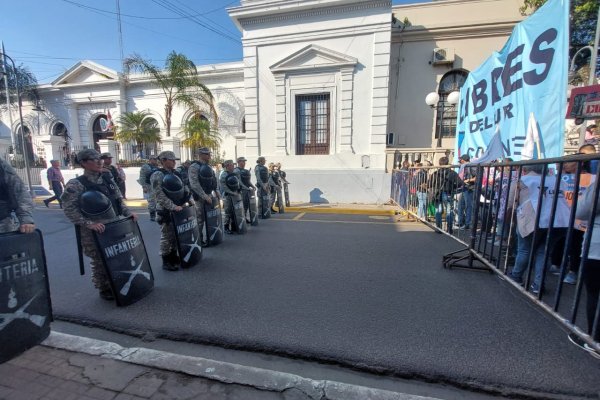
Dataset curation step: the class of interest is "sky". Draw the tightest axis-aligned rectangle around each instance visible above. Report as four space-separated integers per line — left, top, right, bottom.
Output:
1 0 428 84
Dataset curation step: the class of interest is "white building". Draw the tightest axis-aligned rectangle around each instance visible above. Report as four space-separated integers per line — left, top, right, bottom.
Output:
0 0 523 203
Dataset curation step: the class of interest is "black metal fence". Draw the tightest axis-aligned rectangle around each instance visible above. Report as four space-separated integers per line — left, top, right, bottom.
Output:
391 153 600 353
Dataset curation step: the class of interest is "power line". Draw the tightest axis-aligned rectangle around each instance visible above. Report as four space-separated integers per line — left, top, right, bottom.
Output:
151 0 240 44
171 0 240 37
58 0 238 20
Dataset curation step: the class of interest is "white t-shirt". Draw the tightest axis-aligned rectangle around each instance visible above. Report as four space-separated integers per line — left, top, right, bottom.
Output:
517 175 571 230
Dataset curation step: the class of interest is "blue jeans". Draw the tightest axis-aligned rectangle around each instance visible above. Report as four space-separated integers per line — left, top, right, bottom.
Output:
417 192 427 219
457 190 473 227
434 192 454 232
510 229 566 288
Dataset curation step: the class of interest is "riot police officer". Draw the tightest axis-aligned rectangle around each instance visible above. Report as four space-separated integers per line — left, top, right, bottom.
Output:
151 151 191 271
276 162 290 207
220 160 241 233
62 149 137 300
255 157 270 218
138 155 159 221
188 147 219 245
234 157 256 222
0 158 35 234
269 162 284 213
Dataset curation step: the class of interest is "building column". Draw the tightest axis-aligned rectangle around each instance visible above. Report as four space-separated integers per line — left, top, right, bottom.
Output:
243 46 260 157
340 68 354 153
161 137 182 160
274 74 287 155
98 139 117 158
66 103 81 147
40 135 67 164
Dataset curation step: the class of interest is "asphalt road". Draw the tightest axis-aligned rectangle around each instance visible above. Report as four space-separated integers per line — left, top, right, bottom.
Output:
31 205 600 399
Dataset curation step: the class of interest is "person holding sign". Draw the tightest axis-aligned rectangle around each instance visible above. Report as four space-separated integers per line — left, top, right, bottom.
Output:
0 158 35 234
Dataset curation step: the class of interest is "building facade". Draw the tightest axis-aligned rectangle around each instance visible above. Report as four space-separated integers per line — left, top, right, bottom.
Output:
0 0 523 203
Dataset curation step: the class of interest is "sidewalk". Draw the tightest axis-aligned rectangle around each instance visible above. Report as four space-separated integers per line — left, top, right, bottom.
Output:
0 332 439 400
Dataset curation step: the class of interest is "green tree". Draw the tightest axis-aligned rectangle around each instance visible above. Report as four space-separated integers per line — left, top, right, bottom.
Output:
114 110 161 156
181 115 221 158
0 63 38 107
520 0 598 48
124 51 217 138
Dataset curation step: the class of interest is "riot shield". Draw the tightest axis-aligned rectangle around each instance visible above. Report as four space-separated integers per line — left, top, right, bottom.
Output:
229 195 248 234
284 183 290 207
275 187 285 213
203 194 223 246
248 191 259 226
94 218 154 307
259 187 271 219
0 230 52 363
171 206 202 268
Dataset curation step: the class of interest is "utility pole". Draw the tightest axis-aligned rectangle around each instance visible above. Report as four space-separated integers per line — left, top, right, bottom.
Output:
580 4 600 146
1 41 16 154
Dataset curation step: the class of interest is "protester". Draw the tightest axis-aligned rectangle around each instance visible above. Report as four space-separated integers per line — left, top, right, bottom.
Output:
584 124 599 146
457 154 476 229
411 163 428 219
427 156 461 234
44 160 65 208
576 178 600 341
509 164 570 294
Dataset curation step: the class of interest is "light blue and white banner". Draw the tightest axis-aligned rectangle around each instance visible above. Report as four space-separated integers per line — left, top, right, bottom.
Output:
455 0 568 161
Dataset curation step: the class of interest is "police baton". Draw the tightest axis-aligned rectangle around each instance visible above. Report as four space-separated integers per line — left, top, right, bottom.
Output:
75 225 85 275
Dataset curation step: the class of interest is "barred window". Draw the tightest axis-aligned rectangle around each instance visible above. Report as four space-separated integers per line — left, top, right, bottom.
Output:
435 70 468 139
296 94 330 155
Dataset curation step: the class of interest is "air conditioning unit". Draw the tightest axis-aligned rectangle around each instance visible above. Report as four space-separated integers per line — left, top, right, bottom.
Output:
432 48 455 65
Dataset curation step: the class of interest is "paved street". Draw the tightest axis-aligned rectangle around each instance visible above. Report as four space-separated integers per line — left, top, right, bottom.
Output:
32 204 600 399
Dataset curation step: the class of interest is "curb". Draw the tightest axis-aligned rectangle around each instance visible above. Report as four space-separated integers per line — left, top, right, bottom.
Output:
42 331 440 400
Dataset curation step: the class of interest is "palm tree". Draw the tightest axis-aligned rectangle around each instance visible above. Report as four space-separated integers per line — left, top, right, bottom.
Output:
114 111 161 157
124 51 217 137
181 115 221 158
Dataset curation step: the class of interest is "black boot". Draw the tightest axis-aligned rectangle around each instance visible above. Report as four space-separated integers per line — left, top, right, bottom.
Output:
150 211 156 222
170 250 181 267
161 254 178 271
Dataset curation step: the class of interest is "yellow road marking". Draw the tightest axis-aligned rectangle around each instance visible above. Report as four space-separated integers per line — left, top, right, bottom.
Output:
272 218 397 225
292 212 306 220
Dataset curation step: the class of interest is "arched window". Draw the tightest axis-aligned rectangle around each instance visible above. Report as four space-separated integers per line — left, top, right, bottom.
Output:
53 122 68 138
92 114 114 147
435 70 468 139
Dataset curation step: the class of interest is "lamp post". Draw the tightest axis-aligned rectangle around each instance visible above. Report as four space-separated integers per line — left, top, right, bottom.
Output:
0 51 34 196
425 90 460 148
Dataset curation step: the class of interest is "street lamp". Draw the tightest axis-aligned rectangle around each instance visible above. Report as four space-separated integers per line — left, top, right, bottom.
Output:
425 90 460 148
0 51 34 196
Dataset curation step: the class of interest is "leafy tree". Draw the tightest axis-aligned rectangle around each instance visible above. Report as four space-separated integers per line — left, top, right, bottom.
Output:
181 115 221 158
124 51 217 138
114 111 162 158
0 63 38 107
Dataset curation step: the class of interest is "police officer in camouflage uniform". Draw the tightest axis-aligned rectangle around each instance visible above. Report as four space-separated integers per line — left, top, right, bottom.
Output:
61 149 137 300
138 155 159 221
220 160 241 234
234 157 255 222
0 158 35 234
151 151 188 271
188 147 218 245
255 157 270 217
276 162 290 207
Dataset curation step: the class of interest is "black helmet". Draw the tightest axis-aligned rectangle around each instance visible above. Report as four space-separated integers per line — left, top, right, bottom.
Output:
239 169 252 186
199 163 216 192
162 173 185 205
79 190 116 221
226 174 240 192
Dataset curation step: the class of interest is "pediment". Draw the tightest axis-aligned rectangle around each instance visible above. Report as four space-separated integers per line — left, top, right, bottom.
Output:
270 44 357 73
52 61 118 86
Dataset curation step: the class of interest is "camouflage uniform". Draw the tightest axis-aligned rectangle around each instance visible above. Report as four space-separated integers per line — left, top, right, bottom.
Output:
138 163 157 216
255 164 270 214
188 161 209 238
151 169 179 256
61 169 132 292
0 158 34 233
219 170 241 230
234 166 253 219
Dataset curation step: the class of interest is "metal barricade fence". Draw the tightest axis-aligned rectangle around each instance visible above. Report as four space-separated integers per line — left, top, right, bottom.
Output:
391 153 600 352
